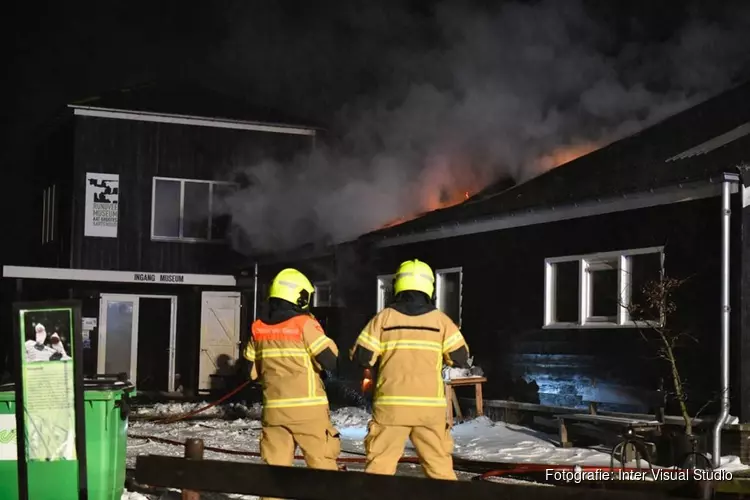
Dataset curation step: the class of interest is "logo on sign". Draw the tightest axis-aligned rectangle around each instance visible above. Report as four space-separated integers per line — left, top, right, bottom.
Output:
0 415 17 460
0 429 16 444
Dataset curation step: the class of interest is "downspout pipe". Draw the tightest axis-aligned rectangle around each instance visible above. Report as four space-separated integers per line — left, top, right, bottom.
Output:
252 261 259 321
713 173 738 468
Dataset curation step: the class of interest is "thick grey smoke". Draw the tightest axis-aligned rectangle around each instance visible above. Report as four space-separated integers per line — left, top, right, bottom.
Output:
220 0 750 254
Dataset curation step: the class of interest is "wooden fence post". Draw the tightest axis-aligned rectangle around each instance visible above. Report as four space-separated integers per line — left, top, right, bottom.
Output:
182 438 205 500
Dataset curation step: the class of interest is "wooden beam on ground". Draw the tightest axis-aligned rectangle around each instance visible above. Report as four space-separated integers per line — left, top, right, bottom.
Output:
135 455 694 500
461 398 712 427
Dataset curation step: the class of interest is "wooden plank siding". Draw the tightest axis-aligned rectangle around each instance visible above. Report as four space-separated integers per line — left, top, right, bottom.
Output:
70 115 314 273
262 197 732 416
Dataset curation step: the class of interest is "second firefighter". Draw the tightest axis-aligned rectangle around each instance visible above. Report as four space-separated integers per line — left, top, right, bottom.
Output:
350 259 471 479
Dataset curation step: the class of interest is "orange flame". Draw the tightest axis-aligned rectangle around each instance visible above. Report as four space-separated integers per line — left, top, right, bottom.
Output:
362 378 372 393
379 142 599 230
361 368 373 393
536 142 598 173
417 154 484 213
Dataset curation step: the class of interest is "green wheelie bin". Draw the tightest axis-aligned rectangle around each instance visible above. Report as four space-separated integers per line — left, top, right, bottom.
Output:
0 373 134 500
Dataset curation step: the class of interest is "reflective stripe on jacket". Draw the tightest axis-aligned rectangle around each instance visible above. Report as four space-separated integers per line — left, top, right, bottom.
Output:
351 308 469 426
244 314 338 425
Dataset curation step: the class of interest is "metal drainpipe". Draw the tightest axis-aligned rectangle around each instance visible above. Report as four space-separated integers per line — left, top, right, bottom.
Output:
712 176 733 468
252 261 259 321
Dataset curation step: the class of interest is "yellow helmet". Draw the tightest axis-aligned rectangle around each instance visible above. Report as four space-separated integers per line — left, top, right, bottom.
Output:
268 268 315 309
393 259 435 297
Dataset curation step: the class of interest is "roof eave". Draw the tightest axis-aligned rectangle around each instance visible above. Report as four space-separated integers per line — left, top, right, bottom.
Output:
371 176 738 248
68 104 321 136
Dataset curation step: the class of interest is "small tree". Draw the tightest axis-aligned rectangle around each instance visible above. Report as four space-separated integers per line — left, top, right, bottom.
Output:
626 273 701 436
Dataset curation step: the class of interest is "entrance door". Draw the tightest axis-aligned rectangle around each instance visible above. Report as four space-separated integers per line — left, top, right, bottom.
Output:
99 294 177 390
98 295 139 383
136 298 174 392
199 292 241 392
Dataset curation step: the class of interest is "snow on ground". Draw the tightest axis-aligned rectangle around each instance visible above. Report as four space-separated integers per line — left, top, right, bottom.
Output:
133 402 263 420
124 403 749 498
122 490 259 500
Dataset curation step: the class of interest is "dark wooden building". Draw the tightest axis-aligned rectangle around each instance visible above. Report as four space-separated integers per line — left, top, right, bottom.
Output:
1 82 319 395
253 81 750 426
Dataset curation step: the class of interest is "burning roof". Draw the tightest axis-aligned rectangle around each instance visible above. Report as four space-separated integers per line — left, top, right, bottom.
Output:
378 142 598 230
365 80 750 241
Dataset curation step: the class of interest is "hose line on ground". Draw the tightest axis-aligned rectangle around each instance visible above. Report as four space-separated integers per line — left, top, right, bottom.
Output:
127 433 420 465
137 380 252 424
134 382 669 481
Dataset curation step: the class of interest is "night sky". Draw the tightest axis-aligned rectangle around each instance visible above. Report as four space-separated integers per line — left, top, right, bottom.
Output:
4 0 750 258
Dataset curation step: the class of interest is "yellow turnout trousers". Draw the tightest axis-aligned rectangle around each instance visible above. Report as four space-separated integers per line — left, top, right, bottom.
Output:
364 420 457 480
259 418 341 500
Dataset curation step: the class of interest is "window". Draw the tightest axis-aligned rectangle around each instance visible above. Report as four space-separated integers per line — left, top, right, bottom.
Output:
313 282 333 307
376 274 395 312
375 269 463 325
543 246 664 328
436 267 463 326
41 185 56 244
585 257 619 323
151 177 235 242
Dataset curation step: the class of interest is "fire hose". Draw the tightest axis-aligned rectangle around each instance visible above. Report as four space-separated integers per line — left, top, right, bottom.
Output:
126 432 667 475
137 368 372 425
128 426 716 483
128 431 686 487
138 380 252 424
127 433 419 465
129 379 713 482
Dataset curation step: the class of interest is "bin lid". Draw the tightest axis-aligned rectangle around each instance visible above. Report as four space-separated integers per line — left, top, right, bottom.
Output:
0 374 135 393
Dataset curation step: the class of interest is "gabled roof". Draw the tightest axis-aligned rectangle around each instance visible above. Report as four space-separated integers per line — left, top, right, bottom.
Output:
69 80 322 132
363 80 750 243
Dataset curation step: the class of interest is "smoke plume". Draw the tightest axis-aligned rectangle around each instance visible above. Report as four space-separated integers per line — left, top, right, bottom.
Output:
219 0 750 254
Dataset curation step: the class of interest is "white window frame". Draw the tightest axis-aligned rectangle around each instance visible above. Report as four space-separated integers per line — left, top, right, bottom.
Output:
543 246 664 329
150 176 236 243
435 267 463 327
41 184 56 245
376 274 395 312
313 281 333 307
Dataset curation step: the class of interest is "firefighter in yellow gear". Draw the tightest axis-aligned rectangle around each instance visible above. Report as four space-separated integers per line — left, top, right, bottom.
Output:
350 259 471 480
243 268 341 499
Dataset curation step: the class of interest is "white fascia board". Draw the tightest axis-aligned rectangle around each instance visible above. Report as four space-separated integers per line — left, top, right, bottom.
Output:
69 105 317 136
3 266 236 287
374 181 731 248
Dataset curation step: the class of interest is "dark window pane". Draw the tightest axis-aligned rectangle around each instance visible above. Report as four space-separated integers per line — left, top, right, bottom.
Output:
153 179 181 238
630 252 663 321
380 276 394 309
183 182 210 239
211 183 233 240
315 283 332 306
438 272 461 325
590 267 619 318
554 261 579 322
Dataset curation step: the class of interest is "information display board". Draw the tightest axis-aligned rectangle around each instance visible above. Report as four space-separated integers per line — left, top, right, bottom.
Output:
13 301 87 500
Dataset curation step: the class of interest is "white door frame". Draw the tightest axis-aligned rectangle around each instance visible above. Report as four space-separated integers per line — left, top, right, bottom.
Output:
199 291 242 392
98 293 178 391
